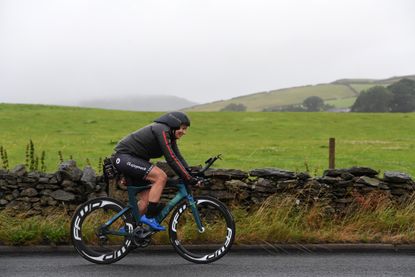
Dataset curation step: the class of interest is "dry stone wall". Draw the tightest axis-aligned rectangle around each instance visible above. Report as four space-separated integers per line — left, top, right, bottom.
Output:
0 160 414 216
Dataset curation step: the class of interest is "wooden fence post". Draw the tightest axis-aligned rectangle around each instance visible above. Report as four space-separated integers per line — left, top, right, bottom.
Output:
329 138 335 169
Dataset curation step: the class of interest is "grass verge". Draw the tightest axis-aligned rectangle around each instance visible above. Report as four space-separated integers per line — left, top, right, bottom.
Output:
1 192 415 246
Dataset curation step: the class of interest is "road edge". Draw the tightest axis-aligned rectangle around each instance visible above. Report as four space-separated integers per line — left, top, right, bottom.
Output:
1 244 415 254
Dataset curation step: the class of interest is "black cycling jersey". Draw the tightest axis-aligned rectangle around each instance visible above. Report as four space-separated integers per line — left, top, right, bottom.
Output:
114 122 192 183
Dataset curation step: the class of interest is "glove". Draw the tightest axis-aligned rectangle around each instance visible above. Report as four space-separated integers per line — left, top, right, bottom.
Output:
188 177 200 186
188 177 205 188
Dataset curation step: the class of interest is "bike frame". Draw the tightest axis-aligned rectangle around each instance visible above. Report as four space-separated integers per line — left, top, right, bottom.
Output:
101 181 204 236
102 154 222 237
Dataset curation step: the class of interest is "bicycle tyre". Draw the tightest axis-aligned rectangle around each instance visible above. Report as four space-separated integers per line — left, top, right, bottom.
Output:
168 196 235 264
70 197 135 264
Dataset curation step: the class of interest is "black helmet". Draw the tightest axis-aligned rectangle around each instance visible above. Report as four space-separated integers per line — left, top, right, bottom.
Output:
154 111 190 129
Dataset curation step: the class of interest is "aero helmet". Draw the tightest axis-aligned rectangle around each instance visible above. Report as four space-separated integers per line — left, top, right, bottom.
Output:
154 111 190 129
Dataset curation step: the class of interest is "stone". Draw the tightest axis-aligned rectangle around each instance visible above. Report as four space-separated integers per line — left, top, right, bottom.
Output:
324 167 378 177
317 176 343 185
39 177 50 184
208 190 235 200
17 196 31 202
6 200 32 211
297 172 311 180
43 184 61 190
27 172 40 179
6 178 17 185
49 175 59 184
11 164 26 176
40 189 53 196
276 180 298 190
254 185 273 193
253 178 277 193
250 168 295 179
340 172 355 180
356 176 381 187
303 180 322 190
205 168 248 180
379 183 390 190
391 189 406 195
384 171 412 183
0 199 8 205
209 181 225 190
32 202 42 210
40 196 51 206
323 169 346 177
30 197 40 203
81 166 96 190
20 188 38 197
388 183 412 190
334 198 353 203
12 189 19 198
50 189 75 201
155 161 176 177
335 180 354 187
0 179 7 188
48 198 58 206
57 160 83 181
62 179 77 188
225 179 250 190
19 182 35 189
36 184 45 189
346 167 379 177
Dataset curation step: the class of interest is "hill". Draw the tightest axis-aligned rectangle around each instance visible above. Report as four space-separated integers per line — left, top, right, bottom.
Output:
78 95 197 111
185 75 415 112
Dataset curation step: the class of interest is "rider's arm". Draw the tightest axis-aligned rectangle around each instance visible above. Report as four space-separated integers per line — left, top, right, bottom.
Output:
153 125 193 183
171 140 190 170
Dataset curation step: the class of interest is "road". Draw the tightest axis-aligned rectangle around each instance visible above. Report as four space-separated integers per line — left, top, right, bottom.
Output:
1 251 415 277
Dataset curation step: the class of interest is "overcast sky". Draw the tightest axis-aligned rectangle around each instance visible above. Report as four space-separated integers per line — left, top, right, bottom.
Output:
1 0 414 105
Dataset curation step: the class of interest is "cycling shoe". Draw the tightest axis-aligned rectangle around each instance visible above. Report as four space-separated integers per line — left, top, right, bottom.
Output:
139 215 166 231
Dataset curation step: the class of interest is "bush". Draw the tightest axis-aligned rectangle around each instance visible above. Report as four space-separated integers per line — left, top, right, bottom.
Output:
220 103 247 112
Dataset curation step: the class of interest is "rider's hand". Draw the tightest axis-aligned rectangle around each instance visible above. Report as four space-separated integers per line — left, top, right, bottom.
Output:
189 177 204 187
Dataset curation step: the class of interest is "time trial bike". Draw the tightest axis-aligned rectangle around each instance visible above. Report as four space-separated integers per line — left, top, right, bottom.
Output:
70 154 235 264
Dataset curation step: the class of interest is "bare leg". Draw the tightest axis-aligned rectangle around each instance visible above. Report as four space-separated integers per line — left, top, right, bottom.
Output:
138 190 149 215
143 166 167 206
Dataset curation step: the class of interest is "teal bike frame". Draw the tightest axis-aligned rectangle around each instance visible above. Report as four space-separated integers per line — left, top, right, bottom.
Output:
102 181 204 236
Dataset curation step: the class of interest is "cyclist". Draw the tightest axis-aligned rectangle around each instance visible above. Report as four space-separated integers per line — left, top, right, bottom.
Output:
113 111 199 231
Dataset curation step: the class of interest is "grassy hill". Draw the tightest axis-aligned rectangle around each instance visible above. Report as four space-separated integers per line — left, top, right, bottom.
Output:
186 75 415 112
0 104 414 177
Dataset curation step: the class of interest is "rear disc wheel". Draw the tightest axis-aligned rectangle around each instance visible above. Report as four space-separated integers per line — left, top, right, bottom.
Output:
70 197 134 264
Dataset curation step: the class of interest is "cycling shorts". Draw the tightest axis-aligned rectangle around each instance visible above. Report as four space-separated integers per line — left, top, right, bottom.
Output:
113 153 154 186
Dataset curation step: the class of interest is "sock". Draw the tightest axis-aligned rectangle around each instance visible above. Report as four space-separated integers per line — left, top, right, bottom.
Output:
145 202 159 218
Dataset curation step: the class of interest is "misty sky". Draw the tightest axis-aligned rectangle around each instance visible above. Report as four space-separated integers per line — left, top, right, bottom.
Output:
1 0 415 105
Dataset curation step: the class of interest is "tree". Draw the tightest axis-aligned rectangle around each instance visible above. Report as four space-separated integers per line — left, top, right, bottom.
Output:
303 96 324 112
387 78 415 112
220 103 247 112
351 86 392 112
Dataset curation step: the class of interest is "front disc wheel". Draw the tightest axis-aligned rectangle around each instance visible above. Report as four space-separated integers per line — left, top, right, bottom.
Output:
169 196 235 264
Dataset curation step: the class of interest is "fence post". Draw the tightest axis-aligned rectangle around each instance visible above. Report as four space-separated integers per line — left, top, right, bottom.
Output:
329 138 335 169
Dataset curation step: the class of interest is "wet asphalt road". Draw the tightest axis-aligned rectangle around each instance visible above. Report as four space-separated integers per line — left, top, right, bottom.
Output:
1 251 415 277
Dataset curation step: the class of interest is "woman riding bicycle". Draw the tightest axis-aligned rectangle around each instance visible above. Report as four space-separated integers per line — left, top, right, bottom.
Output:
113 111 199 231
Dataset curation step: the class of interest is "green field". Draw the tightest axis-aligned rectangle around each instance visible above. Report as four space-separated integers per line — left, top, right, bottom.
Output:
0 103 415 177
